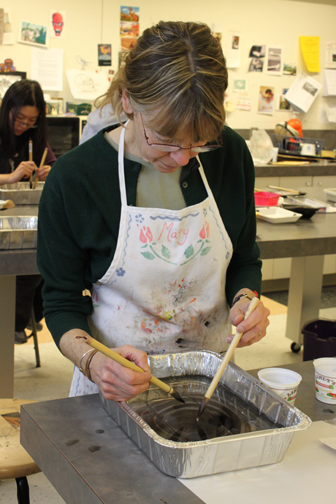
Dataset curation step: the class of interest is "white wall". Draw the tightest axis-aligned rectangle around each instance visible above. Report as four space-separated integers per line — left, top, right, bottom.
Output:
2 0 336 131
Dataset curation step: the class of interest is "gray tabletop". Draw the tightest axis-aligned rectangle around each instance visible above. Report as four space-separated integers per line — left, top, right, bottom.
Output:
20 360 334 504
0 205 39 275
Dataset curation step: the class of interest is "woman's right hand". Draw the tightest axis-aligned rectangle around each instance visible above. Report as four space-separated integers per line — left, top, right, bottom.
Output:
9 161 36 183
89 345 152 402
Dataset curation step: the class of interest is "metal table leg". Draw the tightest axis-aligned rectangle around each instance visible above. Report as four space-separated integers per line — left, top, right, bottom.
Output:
285 255 324 347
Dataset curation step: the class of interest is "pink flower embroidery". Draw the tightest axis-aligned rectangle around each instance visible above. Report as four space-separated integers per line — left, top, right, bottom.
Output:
199 221 210 239
139 226 153 243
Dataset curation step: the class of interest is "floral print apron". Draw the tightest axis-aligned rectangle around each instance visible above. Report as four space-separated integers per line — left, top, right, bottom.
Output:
70 123 233 396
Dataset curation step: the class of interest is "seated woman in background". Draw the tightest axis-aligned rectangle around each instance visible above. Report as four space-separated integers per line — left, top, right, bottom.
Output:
0 79 56 343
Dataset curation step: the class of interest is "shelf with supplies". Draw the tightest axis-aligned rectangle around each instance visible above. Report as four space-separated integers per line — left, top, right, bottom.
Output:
255 174 336 283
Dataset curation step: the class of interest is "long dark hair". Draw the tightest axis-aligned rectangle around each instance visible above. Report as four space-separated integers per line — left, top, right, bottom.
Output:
0 79 48 161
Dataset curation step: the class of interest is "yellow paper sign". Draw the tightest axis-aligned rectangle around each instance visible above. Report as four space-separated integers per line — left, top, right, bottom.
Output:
299 36 320 73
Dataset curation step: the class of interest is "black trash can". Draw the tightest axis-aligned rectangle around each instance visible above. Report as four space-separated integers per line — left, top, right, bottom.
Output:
302 319 336 361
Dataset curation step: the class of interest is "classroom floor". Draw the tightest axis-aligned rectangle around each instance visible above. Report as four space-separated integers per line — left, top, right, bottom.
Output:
1 293 336 503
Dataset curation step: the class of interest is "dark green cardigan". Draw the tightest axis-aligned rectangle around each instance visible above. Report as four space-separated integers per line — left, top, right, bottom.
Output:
37 125 261 347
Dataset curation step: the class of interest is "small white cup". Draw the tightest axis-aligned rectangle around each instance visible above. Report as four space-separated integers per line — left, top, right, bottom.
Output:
272 147 279 162
258 368 302 405
301 143 316 156
313 358 336 404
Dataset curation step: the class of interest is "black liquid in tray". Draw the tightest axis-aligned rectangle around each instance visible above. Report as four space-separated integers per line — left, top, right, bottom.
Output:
129 375 283 443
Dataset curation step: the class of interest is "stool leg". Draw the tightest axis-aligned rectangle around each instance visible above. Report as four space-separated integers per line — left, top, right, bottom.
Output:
30 309 41 368
16 476 30 504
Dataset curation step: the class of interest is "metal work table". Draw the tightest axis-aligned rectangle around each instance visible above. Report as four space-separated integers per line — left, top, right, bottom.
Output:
20 360 335 504
0 206 39 398
257 187 336 348
1 185 336 397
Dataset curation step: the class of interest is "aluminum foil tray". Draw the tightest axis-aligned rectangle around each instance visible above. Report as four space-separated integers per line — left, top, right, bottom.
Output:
101 350 311 478
0 216 37 249
0 182 44 205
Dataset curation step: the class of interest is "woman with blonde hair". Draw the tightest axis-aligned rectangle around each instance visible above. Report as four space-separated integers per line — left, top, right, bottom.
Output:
38 21 269 399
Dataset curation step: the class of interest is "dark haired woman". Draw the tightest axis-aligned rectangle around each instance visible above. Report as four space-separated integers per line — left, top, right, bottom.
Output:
0 79 56 343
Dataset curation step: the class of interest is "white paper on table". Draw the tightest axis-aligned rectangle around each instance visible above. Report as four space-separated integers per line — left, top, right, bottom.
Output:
285 73 322 113
31 47 63 92
322 69 336 96
66 69 109 101
179 421 336 504
320 436 336 450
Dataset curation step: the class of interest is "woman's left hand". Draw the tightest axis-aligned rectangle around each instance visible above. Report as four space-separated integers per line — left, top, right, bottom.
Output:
36 165 51 181
227 292 270 347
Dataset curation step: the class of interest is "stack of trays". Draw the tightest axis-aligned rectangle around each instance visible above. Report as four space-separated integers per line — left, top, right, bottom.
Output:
0 182 44 205
0 216 37 249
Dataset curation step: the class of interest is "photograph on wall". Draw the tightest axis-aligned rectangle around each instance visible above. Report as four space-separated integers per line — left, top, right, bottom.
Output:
258 86 275 115
226 31 241 68
0 8 14 45
120 6 139 50
266 47 282 75
249 57 263 72
211 23 222 44
283 63 297 76
325 41 336 69
249 45 265 58
276 89 292 111
18 21 48 48
98 44 112 66
50 11 65 38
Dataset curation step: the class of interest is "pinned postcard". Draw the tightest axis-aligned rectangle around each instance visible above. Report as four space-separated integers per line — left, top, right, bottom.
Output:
233 79 247 92
299 36 320 73
211 23 222 44
226 32 240 68
322 69 336 96
236 97 252 111
276 89 292 111
258 86 275 115
325 42 336 69
50 11 65 38
266 46 282 76
283 63 297 76
1 8 14 44
120 6 139 50
285 73 321 113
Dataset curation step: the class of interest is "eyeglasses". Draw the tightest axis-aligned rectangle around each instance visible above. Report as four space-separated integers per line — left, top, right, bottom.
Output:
14 116 38 128
140 114 221 153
